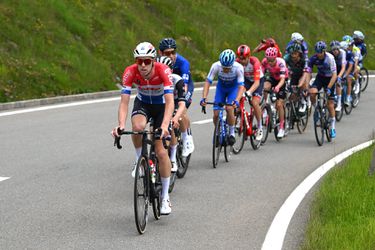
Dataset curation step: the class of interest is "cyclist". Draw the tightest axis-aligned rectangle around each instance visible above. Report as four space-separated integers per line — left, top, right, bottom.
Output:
261 47 289 138
111 42 174 215
340 40 355 106
283 43 310 113
156 56 187 174
329 40 347 112
236 44 264 141
342 37 361 103
285 32 309 69
308 41 337 138
200 49 245 146
253 37 282 57
159 38 195 157
353 30 367 62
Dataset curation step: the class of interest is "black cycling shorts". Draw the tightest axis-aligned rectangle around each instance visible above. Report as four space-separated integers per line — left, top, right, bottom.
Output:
131 97 165 129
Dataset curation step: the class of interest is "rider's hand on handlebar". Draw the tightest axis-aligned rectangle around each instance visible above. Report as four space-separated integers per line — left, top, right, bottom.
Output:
200 98 207 106
325 88 332 96
232 100 239 108
111 126 123 138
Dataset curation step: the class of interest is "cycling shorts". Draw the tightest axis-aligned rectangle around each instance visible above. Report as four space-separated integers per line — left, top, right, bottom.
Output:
132 97 165 129
213 84 238 110
310 74 336 100
244 77 265 98
265 76 287 100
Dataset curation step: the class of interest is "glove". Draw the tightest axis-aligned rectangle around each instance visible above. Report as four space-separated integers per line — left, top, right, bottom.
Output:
274 86 280 93
326 88 332 96
232 100 239 108
200 98 206 106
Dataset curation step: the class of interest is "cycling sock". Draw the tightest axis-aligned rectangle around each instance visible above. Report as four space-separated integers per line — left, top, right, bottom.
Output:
331 117 336 129
187 127 192 135
170 144 177 162
181 131 188 141
337 95 342 105
229 125 235 136
280 120 285 129
161 177 170 200
258 120 262 130
135 147 142 161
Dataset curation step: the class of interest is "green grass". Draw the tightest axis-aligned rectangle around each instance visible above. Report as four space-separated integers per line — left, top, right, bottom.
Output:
0 0 374 102
301 144 375 250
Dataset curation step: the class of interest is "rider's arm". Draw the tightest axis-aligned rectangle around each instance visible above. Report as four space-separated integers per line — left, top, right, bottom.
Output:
248 58 261 94
118 94 130 129
203 63 218 99
179 57 192 93
174 79 187 121
327 58 337 89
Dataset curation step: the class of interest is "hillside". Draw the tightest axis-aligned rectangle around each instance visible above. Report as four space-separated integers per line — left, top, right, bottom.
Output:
0 0 374 102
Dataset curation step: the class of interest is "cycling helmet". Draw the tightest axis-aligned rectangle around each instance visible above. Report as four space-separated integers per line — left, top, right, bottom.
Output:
330 40 341 50
342 35 353 43
353 30 365 40
339 41 349 50
288 43 302 54
236 45 251 57
156 56 173 68
133 42 156 58
265 47 278 58
159 38 177 51
265 38 276 47
291 32 304 43
314 41 327 53
219 49 235 67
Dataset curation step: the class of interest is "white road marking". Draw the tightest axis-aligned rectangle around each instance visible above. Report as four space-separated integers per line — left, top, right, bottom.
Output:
0 177 10 182
192 119 213 124
261 139 375 250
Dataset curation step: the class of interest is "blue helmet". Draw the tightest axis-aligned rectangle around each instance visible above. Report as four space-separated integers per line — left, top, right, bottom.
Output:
342 35 353 43
314 41 327 53
219 49 235 67
330 40 341 50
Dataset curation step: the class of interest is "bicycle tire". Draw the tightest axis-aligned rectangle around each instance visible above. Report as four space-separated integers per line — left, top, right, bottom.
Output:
344 100 352 115
250 114 261 150
168 171 177 193
151 159 161 220
360 67 369 92
352 76 361 108
313 107 324 146
176 151 190 179
212 119 221 168
261 105 271 145
224 143 231 162
296 101 308 133
284 102 291 137
134 156 149 234
324 109 332 142
335 104 343 122
232 110 245 154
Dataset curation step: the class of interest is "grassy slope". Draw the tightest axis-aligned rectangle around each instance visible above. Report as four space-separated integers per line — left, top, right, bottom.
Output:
0 0 374 102
301 145 375 250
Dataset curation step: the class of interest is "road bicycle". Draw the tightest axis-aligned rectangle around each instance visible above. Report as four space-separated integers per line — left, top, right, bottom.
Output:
285 85 308 134
232 92 266 154
313 91 332 146
202 102 233 168
359 66 369 92
114 129 167 234
170 123 191 179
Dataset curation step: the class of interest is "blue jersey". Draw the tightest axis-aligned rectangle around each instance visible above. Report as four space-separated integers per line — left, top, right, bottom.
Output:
173 53 194 94
354 41 367 58
308 52 337 77
345 50 355 65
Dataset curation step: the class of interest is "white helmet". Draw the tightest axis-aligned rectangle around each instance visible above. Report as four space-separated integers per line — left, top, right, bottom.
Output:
291 32 304 42
353 30 365 40
133 42 157 58
340 41 349 50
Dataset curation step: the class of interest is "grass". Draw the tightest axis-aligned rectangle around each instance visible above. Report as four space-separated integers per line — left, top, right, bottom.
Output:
0 0 374 102
301 144 375 250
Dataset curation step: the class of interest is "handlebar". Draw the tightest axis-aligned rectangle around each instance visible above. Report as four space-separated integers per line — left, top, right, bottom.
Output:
201 102 232 114
114 128 169 149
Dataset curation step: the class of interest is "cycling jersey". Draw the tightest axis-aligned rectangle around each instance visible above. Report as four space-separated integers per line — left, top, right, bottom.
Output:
351 45 362 62
237 56 264 95
308 52 337 77
206 61 245 88
121 62 174 104
330 49 346 74
173 53 194 94
261 57 289 81
170 73 187 105
354 41 367 58
285 40 309 69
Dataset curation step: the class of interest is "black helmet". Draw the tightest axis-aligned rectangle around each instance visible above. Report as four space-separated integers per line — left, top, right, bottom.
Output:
159 38 177 51
288 43 302 54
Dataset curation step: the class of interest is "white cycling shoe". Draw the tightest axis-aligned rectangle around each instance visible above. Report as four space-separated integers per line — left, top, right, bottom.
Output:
255 128 263 141
182 135 194 157
277 128 285 138
160 198 172 215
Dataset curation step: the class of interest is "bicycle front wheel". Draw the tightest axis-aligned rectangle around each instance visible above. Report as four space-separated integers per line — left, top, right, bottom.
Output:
212 119 222 168
134 156 149 234
261 105 271 145
250 115 261 150
232 110 245 154
297 105 308 133
176 145 190 178
360 67 369 92
313 107 324 146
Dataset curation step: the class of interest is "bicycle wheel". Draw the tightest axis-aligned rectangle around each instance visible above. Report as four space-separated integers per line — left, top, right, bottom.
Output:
296 103 308 133
335 103 343 122
232 110 245 154
212 119 222 168
352 77 361 108
250 115 261 150
313 107 324 146
261 105 271 145
344 99 352 115
224 143 231 162
151 159 161 220
176 144 190 178
360 67 369 92
134 156 149 234
274 119 281 142
284 102 291 137
168 170 177 193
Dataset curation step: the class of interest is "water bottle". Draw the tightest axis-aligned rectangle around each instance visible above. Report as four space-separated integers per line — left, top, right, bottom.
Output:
149 159 156 183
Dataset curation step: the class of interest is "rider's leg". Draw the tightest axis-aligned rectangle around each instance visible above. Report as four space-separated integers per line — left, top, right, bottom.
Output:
131 114 148 161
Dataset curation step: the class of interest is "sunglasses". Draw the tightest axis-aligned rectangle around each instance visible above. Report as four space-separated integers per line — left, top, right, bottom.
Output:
267 57 276 62
238 56 248 61
162 50 176 56
136 58 153 65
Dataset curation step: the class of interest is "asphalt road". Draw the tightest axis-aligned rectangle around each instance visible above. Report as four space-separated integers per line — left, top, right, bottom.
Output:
1 78 374 250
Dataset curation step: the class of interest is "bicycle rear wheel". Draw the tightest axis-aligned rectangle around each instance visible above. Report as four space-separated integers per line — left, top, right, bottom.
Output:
224 144 231 162
324 109 332 142
212 119 221 168
232 110 245 154
176 146 190 178
261 105 271 145
335 103 343 122
360 67 369 92
313 107 324 146
134 156 149 234
296 105 308 133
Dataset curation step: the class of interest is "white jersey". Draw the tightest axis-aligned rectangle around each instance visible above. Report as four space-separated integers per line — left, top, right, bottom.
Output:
206 61 244 87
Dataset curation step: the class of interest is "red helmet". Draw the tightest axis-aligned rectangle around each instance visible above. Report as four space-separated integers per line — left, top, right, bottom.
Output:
266 38 276 47
265 47 278 58
236 45 251 57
